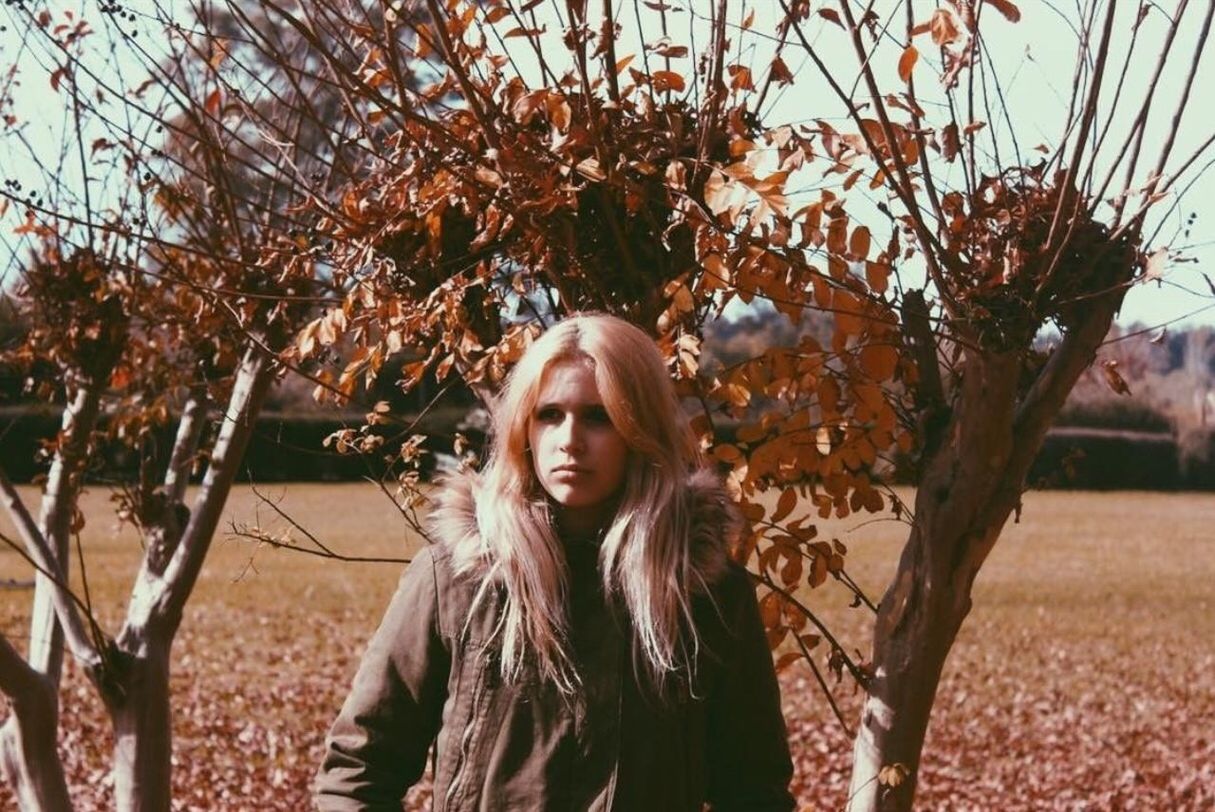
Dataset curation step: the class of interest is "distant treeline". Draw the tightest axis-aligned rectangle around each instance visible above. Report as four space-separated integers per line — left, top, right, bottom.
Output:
2 406 1213 491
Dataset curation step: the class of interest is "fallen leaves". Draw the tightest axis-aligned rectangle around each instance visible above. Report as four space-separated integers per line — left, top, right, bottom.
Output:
2 489 1212 811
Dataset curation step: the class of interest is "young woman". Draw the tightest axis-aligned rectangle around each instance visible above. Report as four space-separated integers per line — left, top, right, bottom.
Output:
315 313 793 811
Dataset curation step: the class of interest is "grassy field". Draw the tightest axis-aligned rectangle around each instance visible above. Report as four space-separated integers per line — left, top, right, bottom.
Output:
1 484 1213 810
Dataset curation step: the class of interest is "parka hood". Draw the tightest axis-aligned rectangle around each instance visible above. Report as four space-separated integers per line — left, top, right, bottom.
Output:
426 466 740 588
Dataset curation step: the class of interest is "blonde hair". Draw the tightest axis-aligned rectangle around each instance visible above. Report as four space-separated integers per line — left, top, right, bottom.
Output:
463 313 705 693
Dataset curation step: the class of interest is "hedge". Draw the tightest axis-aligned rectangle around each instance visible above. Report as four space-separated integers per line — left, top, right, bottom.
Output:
1030 428 1180 490
2 407 1212 490
0 407 480 485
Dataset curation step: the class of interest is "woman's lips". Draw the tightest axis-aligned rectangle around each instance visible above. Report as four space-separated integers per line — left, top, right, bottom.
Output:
552 466 590 475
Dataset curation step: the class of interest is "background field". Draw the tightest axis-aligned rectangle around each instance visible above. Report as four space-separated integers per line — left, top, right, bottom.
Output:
2 484 1213 810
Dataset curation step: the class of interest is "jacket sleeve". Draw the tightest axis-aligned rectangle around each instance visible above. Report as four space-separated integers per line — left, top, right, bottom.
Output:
315 545 451 811
705 565 796 812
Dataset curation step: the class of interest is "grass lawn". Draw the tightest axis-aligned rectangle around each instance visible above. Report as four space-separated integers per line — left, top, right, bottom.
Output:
1 484 1212 810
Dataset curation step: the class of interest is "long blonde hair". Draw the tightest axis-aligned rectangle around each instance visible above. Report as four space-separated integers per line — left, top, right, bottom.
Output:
461 313 707 693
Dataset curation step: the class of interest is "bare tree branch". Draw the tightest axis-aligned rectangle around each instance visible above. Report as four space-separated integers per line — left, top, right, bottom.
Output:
0 468 101 671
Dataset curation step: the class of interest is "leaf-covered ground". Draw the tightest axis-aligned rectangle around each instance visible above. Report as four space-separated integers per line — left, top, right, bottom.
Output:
2 486 1212 810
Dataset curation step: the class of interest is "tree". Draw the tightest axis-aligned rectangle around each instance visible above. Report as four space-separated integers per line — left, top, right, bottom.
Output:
0 3 334 807
267 3 1213 810
2 1 1212 809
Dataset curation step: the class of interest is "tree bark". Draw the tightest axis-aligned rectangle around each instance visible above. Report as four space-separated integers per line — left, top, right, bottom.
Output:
105 641 172 812
0 466 101 671
105 344 274 810
847 282 1130 811
847 349 1020 811
0 380 104 811
128 344 275 637
28 383 103 682
0 635 73 812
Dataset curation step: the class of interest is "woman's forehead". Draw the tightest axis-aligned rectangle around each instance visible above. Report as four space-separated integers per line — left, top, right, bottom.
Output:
535 358 602 402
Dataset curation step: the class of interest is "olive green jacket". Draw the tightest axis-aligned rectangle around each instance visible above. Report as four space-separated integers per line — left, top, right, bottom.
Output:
315 471 794 811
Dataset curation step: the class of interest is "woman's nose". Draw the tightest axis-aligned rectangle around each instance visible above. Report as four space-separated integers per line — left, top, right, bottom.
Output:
557 417 584 451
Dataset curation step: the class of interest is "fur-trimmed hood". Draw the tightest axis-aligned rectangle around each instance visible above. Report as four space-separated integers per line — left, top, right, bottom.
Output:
426 467 740 588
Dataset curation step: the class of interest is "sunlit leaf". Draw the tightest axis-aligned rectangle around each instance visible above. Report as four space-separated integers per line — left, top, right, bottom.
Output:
651 69 686 92
850 226 872 259
898 46 919 83
987 0 1022 22
931 8 961 45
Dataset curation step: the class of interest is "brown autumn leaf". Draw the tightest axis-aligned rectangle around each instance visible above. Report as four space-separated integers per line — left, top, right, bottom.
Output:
898 46 919 83
860 343 899 381
759 591 782 627
774 651 801 672
819 8 843 27
827 216 848 255
651 43 688 58
885 92 926 119
651 69 686 92
833 290 866 335
728 64 754 91
878 763 911 788
772 487 797 523
503 25 543 39
780 554 803 588
1101 360 1132 396
850 225 872 259
575 157 607 182
770 55 794 85
865 260 891 294
738 500 765 523
809 553 829 588
987 0 1022 22
941 122 960 162
931 8 962 45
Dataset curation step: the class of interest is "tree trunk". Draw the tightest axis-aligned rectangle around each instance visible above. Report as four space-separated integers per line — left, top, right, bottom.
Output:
129 344 275 637
1 381 104 810
105 639 172 812
846 281 1129 810
0 636 73 812
847 350 1022 811
844 521 989 810
28 383 103 682
106 344 274 809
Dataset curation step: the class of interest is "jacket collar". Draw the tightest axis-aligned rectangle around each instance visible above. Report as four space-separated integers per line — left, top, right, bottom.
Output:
426 467 738 589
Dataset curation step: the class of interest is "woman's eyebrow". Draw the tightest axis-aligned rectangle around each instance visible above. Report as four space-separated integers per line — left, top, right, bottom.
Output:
533 398 604 410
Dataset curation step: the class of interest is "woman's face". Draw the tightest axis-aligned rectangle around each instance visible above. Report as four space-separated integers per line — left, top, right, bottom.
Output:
528 359 629 531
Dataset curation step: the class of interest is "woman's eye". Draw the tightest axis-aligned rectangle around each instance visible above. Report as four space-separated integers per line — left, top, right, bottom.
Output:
585 406 612 425
535 407 562 423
